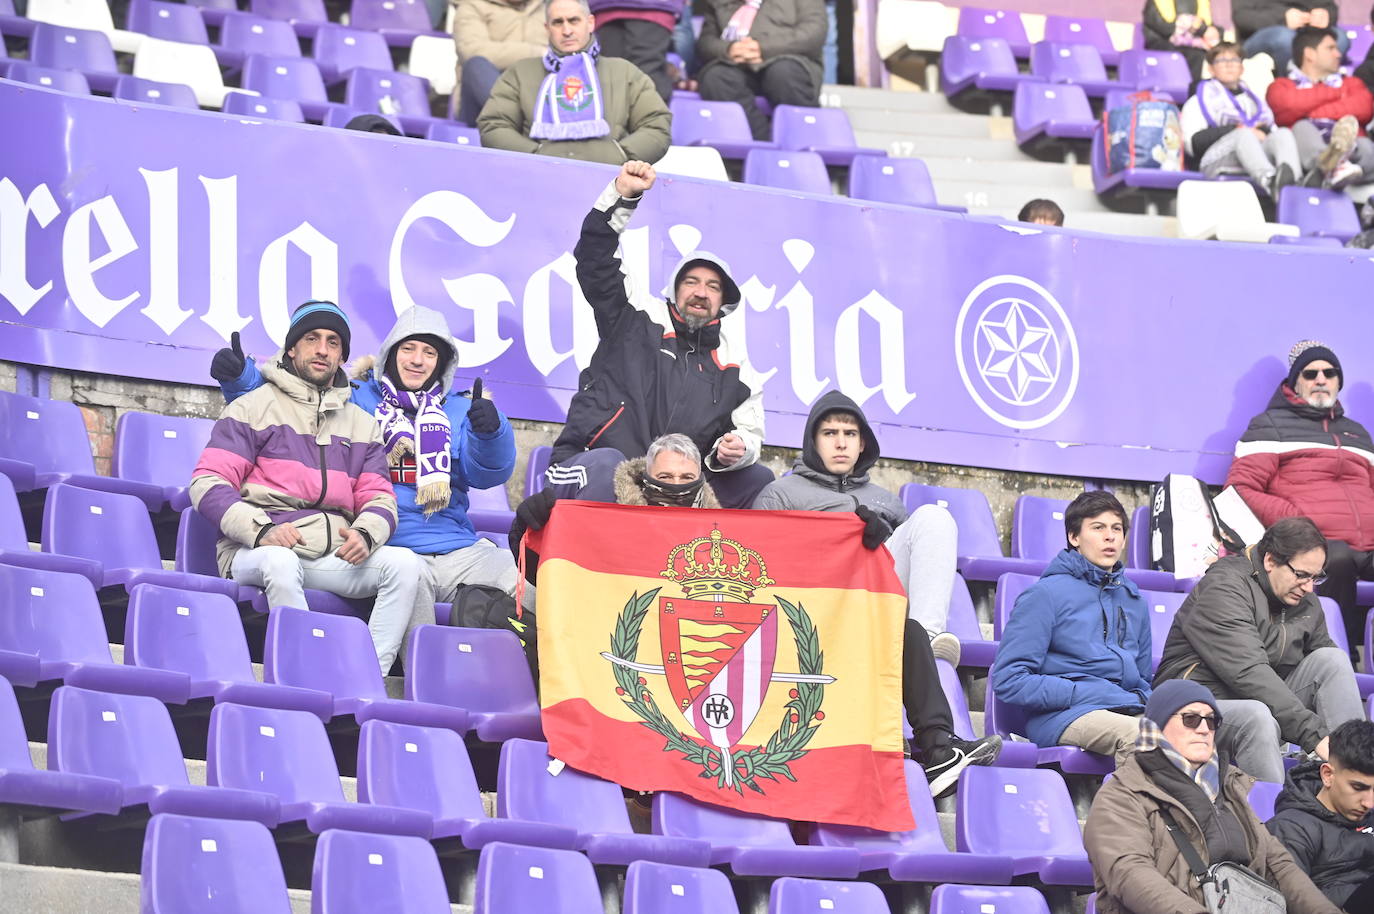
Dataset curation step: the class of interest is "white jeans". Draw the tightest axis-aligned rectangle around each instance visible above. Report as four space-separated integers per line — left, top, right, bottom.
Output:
887 504 959 637
230 544 426 675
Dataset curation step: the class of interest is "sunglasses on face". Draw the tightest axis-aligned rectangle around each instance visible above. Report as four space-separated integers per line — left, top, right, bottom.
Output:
1284 561 1328 585
1301 368 1339 381
1175 711 1222 731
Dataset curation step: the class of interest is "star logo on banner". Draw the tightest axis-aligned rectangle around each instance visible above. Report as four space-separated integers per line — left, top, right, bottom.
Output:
976 300 1056 403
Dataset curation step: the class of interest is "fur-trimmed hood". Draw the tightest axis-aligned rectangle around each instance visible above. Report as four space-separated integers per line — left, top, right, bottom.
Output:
613 457 721 508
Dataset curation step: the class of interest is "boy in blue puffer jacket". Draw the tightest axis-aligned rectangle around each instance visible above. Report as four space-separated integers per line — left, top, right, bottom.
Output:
991 491 1152 767
210 304 522 638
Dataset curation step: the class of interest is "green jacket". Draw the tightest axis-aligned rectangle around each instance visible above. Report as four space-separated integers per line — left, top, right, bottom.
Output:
477 54 671 164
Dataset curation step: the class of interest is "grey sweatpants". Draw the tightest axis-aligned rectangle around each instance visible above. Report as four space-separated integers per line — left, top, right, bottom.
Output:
887 503 959 637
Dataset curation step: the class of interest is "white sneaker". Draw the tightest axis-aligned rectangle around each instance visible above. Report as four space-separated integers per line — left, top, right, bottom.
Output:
1327 161 1363 190
929 631 962 667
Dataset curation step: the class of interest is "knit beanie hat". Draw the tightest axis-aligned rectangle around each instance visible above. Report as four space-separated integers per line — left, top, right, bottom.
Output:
1286 339 1341 390
284 301 351 361
1144 680 1220 729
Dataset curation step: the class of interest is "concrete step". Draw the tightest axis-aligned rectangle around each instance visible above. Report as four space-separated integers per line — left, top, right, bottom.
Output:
856 132 1028 162
822 84 961 115
935 180 1103 214
846 108 996 138
922 156 1085 190
1053 209 1179 238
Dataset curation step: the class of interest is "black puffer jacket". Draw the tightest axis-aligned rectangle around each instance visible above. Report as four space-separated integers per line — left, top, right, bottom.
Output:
1231 0 1338 42
1267 759 1374 908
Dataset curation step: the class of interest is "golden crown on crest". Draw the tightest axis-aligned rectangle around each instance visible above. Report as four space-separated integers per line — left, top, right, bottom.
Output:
661 528 774 602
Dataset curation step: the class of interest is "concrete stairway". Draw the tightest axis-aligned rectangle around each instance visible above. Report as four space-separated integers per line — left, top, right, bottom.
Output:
824 84 1180 238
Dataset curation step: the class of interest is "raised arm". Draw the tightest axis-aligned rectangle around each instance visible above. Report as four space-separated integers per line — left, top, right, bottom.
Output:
572 161 654 333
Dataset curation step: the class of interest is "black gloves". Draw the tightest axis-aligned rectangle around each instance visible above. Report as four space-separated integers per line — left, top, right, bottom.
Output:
509 487 558 558
856 505 892 550
210 331 246 384
467 377 501 435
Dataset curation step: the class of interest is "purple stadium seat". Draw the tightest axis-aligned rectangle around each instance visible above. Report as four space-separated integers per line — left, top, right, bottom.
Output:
142 813 291 914
1346 25 1374 69
1118 48 1191 104
1319 597 1374 697
1127 505 1149 570
0 473 103 591
1013 81 1096 149
983 686 1114 777
0 565 191 702
208 701 433 837
811 759 1016 883
936 655 1037 768
112 412 213 513
0 390 165 510
955 766 1093 885
358 719 577 850
768 877 890 913
185 0 238 27
125 583 333 719
525 445 552 496
901 483 1045 583
742 149 831 195
1029 42 1120 98
312 829 451 913
222 90 306 121
465 485 514 537
1278 186 1362 242
0 0 32 37
313 22 391 84
770 105 884 166
940 35 1025 99
946 574 997 669
112 74 200 108
930 884 1051 914
1140 588 1186 672
651 791 862 877
956 6 1031 58
405 626 540 742
249 0 328 37
128 0 209 44
264 607 469 732
344 67 437 133
241 52 330 119
425 120 481 145
669 97 772 159
50 686 280 824
30 23 119 92
992 572 1037 638
42 483 240 599
1043 15 1120 67
623 859 740 914
0 675 123 819
474 842 603 914
348 0 443 46
1092 121 1204 197
215 11 301 69
1248 779 1280 822
846 155 967 212
1013 494 1177 591
1 59 91 93
498 738 711 867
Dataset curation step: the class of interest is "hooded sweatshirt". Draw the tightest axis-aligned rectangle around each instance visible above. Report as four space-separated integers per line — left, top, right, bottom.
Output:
1268 759 1374 907
990 549 1152 747
751 390 906 528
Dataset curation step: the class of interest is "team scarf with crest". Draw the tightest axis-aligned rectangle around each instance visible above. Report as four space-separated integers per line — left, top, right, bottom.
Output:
374 373 452 515
531 38 609 140
722 0 763 40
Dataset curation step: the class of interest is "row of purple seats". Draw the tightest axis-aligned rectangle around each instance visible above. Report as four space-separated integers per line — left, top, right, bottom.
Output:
1278 186 1363 243
943 37 1190 107
670 100 882 168
956 7 1133 66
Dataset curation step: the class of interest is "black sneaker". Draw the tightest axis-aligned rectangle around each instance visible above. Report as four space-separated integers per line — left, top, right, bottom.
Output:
923 735 1003 798
1267 162 1295 199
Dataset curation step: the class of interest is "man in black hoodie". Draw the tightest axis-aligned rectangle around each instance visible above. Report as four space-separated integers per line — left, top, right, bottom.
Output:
752 390 1001 797
1269 719 1374 911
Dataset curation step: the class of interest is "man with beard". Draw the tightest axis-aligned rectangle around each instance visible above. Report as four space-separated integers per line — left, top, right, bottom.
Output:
1227 341 1374 653
541 159 773 509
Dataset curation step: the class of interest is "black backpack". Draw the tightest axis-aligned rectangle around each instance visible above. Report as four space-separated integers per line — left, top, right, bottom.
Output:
447 584 539 686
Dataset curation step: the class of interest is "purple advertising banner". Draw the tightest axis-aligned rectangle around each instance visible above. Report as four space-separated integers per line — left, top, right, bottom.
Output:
3 80 1374 485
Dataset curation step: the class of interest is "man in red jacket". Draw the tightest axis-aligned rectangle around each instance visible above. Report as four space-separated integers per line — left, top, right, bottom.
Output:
1266 27 1374 188
1227 341 1374 653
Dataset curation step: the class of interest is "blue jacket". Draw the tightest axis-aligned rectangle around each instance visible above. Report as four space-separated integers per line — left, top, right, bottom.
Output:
221 307 516 555
990 549 1153 747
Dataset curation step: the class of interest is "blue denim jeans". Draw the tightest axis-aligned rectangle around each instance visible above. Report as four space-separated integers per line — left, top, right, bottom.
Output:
1244 24 1350 73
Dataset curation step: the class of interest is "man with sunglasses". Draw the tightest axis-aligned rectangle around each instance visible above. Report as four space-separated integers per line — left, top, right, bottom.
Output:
1228 340 1374 653
1155 517 1364 783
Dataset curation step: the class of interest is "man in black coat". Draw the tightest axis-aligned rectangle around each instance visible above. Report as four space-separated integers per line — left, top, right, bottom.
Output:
1269 719 1374 911
1232 0 1347 73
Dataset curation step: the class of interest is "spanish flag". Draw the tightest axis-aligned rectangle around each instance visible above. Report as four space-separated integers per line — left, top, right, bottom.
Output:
527 501 914 832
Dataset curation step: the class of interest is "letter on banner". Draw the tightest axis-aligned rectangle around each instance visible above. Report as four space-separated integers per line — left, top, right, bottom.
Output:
258 223 338 346
774 239 830 404
199 175 251 341
63 196 140 328
835 291 916 413
523 251 597 377
0 179 60 316
139 167 193 336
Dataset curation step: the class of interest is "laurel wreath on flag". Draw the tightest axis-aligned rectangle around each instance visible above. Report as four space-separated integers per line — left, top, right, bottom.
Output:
609 588 827 795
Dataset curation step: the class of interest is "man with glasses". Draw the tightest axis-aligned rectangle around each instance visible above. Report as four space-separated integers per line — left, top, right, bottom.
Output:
1229 341 1374 653
1180 41 1301 196
1155 517 1363 783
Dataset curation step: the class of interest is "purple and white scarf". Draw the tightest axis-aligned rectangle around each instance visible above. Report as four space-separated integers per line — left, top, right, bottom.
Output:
722 0 763 41
375 374 452 515
1197 78 1271 128
531 39 609 141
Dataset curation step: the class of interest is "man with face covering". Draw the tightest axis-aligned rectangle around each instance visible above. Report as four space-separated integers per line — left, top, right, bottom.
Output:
541 159 774 510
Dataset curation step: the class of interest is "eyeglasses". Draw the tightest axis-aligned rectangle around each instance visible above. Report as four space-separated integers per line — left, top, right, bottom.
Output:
1301 368 1340 381
1211 56 1243 65
1285 561 1328 585
1175 711 1222 731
